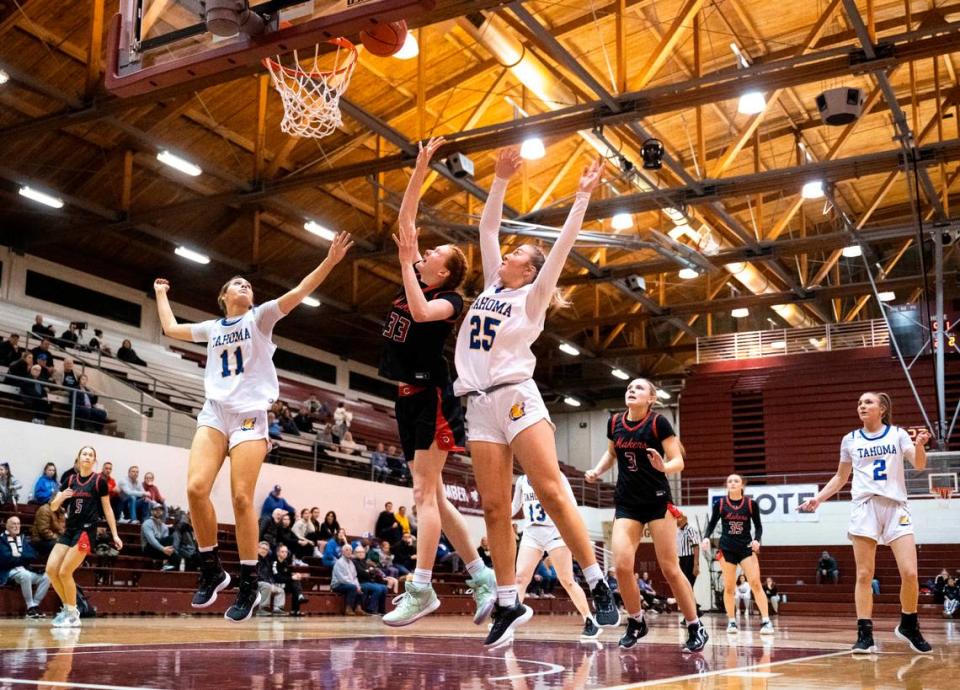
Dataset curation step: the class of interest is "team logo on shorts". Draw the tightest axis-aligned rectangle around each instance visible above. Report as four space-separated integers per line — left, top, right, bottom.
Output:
240 418 256 431
508 402 526 421
899 514 911 526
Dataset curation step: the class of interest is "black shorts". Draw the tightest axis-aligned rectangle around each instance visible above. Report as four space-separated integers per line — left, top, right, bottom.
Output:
395 382 466 462
720 547 754 565
615 499 680 524
58 525 96 553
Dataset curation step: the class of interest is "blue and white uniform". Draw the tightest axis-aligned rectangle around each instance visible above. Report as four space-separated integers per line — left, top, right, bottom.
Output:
453 176 590 444
512 473 576 553
840 424 915 545
191 300 284 448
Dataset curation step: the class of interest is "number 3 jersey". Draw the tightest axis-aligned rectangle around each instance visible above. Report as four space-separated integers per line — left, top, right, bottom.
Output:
840 425 913 504
378 282 463 386
608 411 675 508
190 300 284 413
511 473 576 530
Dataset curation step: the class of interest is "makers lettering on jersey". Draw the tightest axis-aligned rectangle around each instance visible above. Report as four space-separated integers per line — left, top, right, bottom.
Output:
608 411 674 506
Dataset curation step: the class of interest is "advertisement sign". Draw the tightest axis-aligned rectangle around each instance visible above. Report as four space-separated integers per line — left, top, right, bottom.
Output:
707 483 820 522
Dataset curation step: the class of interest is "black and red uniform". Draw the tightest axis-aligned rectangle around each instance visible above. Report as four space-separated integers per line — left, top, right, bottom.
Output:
379 279 466 462
608 410 681 524
703 495 763 565
57 472 108 553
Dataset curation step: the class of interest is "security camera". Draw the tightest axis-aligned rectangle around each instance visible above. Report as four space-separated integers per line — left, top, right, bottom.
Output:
445 152 475 179
816 87 865 126
625 275 646 292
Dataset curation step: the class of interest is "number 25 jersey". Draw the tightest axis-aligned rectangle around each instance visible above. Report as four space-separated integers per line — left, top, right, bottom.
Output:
840 424 912 504
190 300 284 413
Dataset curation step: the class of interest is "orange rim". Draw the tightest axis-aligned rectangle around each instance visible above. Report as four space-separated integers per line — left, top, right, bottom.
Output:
262 37 357 80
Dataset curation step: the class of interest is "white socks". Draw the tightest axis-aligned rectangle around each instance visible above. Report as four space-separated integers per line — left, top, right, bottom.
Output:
583 563 603 589
413 569 432 585
497 585 519 607
464 558 486 578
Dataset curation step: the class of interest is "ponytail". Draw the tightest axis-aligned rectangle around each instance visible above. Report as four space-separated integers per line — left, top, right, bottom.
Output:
527 245 571 308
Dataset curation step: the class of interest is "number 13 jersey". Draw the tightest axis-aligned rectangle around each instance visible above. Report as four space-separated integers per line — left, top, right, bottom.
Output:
191 300 284 413
840 425 912 504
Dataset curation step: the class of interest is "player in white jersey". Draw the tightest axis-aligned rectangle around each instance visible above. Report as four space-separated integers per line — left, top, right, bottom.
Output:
453 148 619 648
511 474 599 640
152 232 352 622
800 391 932 654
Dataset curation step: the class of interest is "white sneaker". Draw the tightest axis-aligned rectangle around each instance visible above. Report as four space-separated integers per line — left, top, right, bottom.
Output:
50 606 67 627
760 620 775 635
118 518 130 524
382 582 440 627
726 620 739 634
293 559 307 567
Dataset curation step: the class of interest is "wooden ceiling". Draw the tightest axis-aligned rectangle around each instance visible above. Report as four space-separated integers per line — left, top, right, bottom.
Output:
1 0 959 403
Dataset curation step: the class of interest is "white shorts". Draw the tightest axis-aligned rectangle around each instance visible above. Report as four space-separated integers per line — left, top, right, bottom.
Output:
197 400 269 450
465 379 553 445
519 525 566 553
848 495 914 546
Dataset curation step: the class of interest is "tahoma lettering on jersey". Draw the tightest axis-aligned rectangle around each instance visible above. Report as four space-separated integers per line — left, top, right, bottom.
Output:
856 443 898 459
472 295 513 317
210 328 251 348
840 425 912 504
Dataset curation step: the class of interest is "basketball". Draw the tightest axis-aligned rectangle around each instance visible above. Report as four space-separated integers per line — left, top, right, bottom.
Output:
359 20 408 57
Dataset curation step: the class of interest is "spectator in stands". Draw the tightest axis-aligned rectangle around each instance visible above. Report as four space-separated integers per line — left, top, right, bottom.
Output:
385 445 410 484
332 402 352 440
172 511 198 571
100 462 122 516
305 507 324 548
530 556 558 598
274 544 308 616
118 465 147 524
59 323 79 348
816 550 839 584
74 374 108 431
394 505 411 535
0 333 23 366
408 505 418 536
637 571 660 611
318 511 341 542
259 508 285 551
0 462 22 506
4 352 33 385
308 395 329 420
267 412 283 441
338 430 362 454
32 463 59 506
315 423 334 447
88 329 112 356
30 339 55 378
375 502 400 544
256 541 285 615
141 504 181 571
763 577 780 614
293 406 314 434
477 536 493 568
31 315 55 338
944 576 959 618
734 574 751 613
1 515 50 618
322 528 348 568
377 540 408 578
871 576 881 595
117 339 147 367
933 568 951 603
607 569 624 609
56 358 80 389
60 458 79 487
278 513 310 565
353 545 388 613
261 485 295 519
19 365 52 424
392 532 417 572
142 472 165 514
434 533 461 573
293 508 319 556
370 443 389 482
31 498 65 561
331 543 364 615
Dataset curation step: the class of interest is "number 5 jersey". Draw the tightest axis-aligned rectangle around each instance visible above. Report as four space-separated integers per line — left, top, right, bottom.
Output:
840 425 912 504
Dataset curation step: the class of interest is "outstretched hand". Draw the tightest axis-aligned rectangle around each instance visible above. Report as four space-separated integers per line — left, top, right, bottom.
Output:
325 232 354 265
416 137 446 171
798 497 820 513
646 448 665 472
392 227 420 266
154 279 170 295
584 468 599 484
915 429 931 447
495 148 523 180
577 157 603 194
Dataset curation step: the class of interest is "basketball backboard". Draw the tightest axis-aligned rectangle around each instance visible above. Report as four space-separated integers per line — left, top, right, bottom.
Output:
106 0 434 97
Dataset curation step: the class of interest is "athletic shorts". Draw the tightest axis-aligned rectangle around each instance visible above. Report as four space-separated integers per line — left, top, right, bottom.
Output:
519 525 566 553
615 498 680 524
58 526 95 553
197 399 269 450
465 379 552 445
720 548 755 565
395 382 466 462
848 495 914 546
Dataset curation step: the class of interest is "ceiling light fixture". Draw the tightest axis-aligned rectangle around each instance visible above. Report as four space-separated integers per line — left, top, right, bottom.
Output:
731 307 750 318
304 220 337 241
393 31 419 60
738 91 766 115
563 396 581 407
656 389 671 400
878 291 896 302
0 70 9 86
841 245 862 258
611 368 630 380
302 296 321 307
18 185 63 209
801 180 824 199
678 268 699 280
174 246 210 264
611 213 633 230
520 137 545 160
558 342 579 356
157 150 202 176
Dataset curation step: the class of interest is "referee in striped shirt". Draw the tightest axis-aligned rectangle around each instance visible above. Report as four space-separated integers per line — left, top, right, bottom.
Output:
676 512 700 589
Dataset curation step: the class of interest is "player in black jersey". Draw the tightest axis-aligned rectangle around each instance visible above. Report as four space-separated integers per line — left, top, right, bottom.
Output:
380 137 496 627
44 446 121 628
701 474 774 635
586 379 708 653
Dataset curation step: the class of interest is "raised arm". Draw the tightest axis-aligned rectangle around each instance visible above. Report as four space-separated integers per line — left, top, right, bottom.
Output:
527 158 603 315
904 428 930 470
585 440 617 483
276 232 354 315
479 149 522 287
153 280 197 341
397 137 444 251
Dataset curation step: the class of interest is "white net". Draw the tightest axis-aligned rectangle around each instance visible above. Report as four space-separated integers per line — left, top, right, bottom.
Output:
264 37 357 139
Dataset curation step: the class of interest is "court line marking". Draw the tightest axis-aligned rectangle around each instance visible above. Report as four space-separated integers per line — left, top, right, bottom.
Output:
0 679 169 690
593 649 852 690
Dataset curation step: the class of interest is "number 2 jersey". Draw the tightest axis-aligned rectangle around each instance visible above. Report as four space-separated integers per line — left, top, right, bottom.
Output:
511 473 576 530
607 411 675 508
62 472 109 530
840 424 912 504
190 300 284 413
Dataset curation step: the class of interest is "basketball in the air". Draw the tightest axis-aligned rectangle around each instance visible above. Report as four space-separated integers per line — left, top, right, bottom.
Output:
359 20 408 57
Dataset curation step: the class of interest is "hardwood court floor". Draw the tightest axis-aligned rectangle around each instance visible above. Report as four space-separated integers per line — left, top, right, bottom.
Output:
0 613 956 689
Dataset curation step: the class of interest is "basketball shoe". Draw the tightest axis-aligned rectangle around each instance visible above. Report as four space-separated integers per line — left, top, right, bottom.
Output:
484 600 532 648
466 567 496 624
382 581 440 627
619 616 648 649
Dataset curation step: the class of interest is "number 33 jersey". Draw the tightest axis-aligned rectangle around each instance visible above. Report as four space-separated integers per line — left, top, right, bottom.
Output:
840 425 913 504
191 300 284 413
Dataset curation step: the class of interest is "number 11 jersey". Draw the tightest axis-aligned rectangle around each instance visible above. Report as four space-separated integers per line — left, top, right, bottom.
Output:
840 425 912 504
191 300 284 413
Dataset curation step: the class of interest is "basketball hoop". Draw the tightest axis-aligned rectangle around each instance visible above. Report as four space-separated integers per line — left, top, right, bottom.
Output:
934 485 954 508
263 37 358 139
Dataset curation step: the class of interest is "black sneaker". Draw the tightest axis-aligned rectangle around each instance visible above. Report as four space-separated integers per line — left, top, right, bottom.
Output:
619 616 648 649
25 607 44 619
580 617 601 640
483 601 533 648
852 621 876 654
895 624 933 654
224 577 262 623
591 580 620 627
191 568 231 608
683 621 709 653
